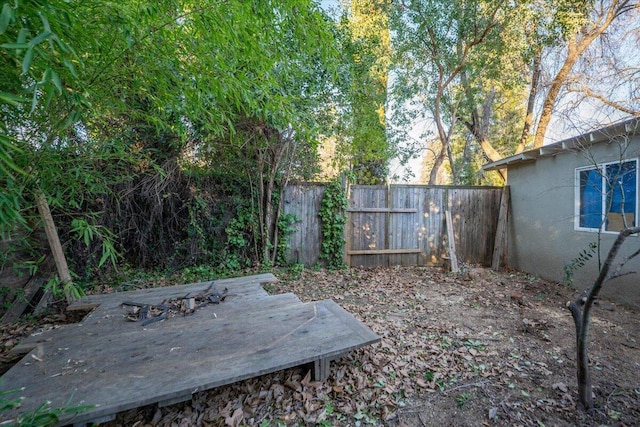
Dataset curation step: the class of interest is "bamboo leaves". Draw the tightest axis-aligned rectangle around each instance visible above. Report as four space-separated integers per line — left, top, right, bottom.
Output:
2 0 346 275
0 3 13 35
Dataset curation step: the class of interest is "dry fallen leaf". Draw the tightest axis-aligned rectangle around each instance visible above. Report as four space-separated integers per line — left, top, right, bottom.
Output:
224 407 243 427
552 382 568 393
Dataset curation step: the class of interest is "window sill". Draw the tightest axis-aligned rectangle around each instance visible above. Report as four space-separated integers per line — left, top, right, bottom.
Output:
575 227 638 235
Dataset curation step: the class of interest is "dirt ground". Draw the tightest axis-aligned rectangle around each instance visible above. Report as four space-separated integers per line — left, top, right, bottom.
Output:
1 266 639 426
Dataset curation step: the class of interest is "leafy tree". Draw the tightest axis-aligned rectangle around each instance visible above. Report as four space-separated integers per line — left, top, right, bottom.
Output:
178 0 342 265
463 0 640 168
391 0 638 184
390 0 507 184
1 0 86 232
343 0 392 184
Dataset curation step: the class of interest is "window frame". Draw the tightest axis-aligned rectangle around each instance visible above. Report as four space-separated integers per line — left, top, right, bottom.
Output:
574 158 639 233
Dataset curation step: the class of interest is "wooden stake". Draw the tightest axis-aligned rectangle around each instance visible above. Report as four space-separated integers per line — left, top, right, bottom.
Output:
445 210 459 273
35 191 73 292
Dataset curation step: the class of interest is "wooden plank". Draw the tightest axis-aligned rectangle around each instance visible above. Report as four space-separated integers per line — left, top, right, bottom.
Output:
492 186 510 270
345 183 352 267
283 184 325 266
345 208 417 213
384 184 390 257
388 186 401 266
320 299 379 342
11 293 302 356
347 249 422 255
400 187 420 266
1 279 44 324
313 357 331 381
348 186 388 267
67 273 277 311
158 395 192 408
445 210 459 273
424 187 446 265
1 298 379 427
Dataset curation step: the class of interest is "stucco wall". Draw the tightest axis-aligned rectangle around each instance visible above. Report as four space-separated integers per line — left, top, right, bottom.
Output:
506 135 640 310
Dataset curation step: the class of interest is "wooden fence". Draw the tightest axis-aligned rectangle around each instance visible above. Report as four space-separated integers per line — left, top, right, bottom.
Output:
282 183 326 266
283 183 504 268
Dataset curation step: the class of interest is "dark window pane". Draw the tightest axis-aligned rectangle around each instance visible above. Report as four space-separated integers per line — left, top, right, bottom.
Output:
606 161 636 230
579 168 602 229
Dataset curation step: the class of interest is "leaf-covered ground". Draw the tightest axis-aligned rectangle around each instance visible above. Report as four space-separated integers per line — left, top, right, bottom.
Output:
3 266 639 426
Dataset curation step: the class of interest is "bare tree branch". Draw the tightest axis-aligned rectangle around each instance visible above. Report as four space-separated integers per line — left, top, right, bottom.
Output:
567 84 640 116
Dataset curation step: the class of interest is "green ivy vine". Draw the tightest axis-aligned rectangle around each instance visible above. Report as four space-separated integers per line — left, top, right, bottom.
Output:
319 180 348 269
563 241 598 286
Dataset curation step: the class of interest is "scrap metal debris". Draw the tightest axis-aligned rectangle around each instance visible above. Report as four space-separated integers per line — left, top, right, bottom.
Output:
122 281 227 325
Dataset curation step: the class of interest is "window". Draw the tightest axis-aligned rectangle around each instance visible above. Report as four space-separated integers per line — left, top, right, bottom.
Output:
576 159 638 232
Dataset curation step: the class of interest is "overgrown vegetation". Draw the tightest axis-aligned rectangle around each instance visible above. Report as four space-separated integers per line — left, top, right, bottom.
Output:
0 0 354 294
2 0 638 290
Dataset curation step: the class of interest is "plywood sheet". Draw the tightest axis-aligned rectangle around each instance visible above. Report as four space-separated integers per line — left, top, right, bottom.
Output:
1 274 379 426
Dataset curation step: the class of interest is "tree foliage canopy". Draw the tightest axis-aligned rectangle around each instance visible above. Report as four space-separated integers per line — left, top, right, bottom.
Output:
389 0 639 184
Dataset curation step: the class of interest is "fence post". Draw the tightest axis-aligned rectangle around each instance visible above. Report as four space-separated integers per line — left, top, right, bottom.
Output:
491 186 510 270
342 174 351 267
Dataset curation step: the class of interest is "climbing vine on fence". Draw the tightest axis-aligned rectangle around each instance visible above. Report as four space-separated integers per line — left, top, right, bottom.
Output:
319 180 348 269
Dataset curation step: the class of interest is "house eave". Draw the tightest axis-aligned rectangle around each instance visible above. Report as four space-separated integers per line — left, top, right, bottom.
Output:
483 117 640 172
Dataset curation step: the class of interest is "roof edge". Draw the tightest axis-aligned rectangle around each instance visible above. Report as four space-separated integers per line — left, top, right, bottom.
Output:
483 117 640 171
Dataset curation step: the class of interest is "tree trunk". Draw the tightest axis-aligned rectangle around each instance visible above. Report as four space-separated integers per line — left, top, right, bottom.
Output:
568 301 594 409
428 145 447 185
458 71 506 181
256 152 268 264
533 2 624 148
516 50 541 154
566 225 640 410
431 85 457 184
576 320 594 408
532 41 580 148
263 180 274 265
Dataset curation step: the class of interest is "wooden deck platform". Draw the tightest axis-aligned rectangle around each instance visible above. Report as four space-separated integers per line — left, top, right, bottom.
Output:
1 273 380 426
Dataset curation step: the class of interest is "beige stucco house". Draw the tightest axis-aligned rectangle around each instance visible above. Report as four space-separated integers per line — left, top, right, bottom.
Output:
484 118 640 309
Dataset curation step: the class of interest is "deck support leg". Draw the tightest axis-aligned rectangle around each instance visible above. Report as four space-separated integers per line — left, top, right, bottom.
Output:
313 357 330 381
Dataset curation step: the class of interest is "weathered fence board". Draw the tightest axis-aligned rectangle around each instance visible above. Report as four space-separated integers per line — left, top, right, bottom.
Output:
284 184 503 268
447 187 503 266
348 186 388 268
283 184 325 266
421 187 446 264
